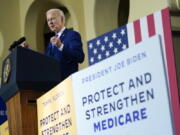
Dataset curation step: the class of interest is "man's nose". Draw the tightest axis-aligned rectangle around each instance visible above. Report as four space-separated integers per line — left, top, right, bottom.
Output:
49 21 53 25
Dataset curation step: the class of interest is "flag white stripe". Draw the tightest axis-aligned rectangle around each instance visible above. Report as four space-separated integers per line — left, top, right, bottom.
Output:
154 11 166 60
154 11 168 77
127 22 135 47
140 16 149 40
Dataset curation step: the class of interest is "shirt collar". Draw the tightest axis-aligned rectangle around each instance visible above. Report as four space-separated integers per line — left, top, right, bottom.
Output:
56 27 66 38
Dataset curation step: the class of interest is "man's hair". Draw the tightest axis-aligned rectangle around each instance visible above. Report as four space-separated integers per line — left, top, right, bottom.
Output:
46 8 65 24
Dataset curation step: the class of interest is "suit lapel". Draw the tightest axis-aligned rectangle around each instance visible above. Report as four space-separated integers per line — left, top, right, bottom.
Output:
60 28 68 43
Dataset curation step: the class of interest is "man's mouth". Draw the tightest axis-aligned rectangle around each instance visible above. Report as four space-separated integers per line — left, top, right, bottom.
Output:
50 25 55 29
51 26 55 29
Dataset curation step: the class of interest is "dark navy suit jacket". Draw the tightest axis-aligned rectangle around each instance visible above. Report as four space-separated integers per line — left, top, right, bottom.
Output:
45 28 84 81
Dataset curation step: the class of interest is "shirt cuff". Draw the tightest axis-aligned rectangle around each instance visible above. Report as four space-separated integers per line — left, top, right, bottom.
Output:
58 43 64 51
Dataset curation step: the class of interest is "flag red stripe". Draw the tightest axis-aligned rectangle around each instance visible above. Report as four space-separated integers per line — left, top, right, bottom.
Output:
162 8 180 135
134 20 142 43
147 14 156 37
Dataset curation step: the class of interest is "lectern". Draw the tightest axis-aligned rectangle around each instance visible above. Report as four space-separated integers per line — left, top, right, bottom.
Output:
0 47 61 135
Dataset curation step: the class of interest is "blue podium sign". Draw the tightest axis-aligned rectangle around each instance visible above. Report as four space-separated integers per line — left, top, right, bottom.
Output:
0 97 7 125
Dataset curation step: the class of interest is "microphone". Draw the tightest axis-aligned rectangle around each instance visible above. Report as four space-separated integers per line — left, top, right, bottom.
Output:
9 37 26 51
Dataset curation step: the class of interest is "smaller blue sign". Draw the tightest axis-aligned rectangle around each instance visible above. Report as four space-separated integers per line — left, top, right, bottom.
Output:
0 96 7 125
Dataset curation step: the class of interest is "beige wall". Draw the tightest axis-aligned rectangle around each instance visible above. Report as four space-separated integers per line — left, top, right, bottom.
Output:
0 0 21 74
0 0 180 88
83 0 120 40
173 34 180 89
128 0 169 22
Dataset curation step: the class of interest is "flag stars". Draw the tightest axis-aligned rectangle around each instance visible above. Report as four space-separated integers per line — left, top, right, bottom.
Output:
101 45 105 51
98 54 102 60
89 43 93 49
121 29 125 35
93 48 97 54
96 40 101 46
90 57 94 63
122 44 127 49
113 48 118 54
88 27 129 65
109 42 113 48
117 38 122 45
104 36 108 42
105 51 110 57
112 33 117 39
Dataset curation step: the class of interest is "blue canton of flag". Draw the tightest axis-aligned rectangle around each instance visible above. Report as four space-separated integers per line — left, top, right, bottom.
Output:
87 25 128 65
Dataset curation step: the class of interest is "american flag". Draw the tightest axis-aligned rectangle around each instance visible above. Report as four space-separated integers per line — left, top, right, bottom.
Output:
87 7 180 134
88 25 128 65
88 9 168 66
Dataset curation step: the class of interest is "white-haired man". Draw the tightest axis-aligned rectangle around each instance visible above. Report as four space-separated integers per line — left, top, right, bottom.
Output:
45 8 84 81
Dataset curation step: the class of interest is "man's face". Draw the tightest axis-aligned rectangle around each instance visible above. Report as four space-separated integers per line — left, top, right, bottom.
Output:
46 11 64 33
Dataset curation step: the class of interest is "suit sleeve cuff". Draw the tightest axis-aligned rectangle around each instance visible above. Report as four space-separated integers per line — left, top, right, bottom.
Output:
58 43 64 51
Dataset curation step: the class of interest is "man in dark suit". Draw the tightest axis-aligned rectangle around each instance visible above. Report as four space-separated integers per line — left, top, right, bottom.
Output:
45 9 84 81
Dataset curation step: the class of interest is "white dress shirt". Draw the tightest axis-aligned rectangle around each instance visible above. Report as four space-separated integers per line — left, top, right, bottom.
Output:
56 26 66 51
